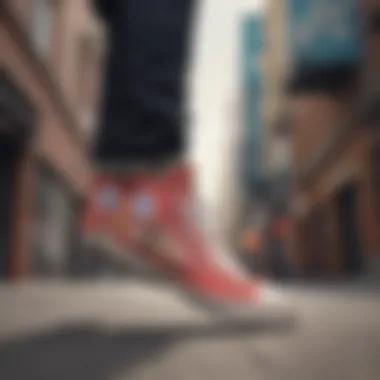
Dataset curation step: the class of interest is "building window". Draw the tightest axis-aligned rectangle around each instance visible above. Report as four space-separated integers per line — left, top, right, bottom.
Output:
31 0 57 56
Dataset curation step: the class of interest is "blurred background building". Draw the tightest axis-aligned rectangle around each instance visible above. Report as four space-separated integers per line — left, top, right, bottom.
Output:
237 13 267 272
287 0 380 278
0 0 104 279
1 0 379 282
240 14 265 200
262 0 290 176
260 0 293 278
237 4 292 277
237 0 380 280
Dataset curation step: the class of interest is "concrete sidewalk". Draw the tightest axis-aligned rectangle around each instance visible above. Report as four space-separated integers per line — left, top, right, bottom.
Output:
1 280 379 380
1 279 293 343
0 279 222 342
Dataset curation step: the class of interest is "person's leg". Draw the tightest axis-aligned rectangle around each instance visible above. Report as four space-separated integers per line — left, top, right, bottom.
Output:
83 0 293 319
93 0 196 165
83 0 197 270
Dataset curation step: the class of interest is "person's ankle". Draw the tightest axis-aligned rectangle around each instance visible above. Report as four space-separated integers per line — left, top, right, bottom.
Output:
150 156 187 175
93 155 186 177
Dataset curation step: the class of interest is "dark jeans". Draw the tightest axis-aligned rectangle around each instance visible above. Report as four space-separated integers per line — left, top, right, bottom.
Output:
92 0 197 164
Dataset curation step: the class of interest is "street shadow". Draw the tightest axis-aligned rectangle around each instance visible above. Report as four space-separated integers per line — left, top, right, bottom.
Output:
0 326 177 380
0 320 296 380
282 278 380 298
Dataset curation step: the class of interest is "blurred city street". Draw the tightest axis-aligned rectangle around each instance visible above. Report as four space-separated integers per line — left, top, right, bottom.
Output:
0 279 379 380
1 0 380 379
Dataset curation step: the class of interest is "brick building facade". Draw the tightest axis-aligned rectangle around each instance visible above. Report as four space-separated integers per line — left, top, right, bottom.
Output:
290 0 380 277
0 0 104 278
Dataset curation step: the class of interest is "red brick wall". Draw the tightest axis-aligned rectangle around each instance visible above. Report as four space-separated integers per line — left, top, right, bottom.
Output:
293 128 380 274
1 26 89 192
10 151 35 279
290 94 347 177
4 0 34 27
290 0 380 180
287 0 380 274
1 0 104 277
360 0 380 90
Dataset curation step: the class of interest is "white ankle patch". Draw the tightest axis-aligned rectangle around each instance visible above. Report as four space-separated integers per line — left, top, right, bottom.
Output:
132 193 155 220
97 186 118 209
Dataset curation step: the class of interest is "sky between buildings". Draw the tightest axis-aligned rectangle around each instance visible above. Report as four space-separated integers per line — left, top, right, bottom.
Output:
189 0 265 223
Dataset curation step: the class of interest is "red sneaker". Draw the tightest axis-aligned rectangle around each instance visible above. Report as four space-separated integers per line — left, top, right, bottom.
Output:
118 165 198 277
81 166 294 321
81 172 149 271
116 164 294 320
81 173 125 259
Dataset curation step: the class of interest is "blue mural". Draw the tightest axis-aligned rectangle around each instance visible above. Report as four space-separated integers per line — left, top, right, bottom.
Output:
241 14 263 90
240 14 264 185
288 0 362 65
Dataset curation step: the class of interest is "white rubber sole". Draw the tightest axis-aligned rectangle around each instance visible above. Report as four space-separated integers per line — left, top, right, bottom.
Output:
223 285 296 325
82 234 297 326
178 281 297 327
